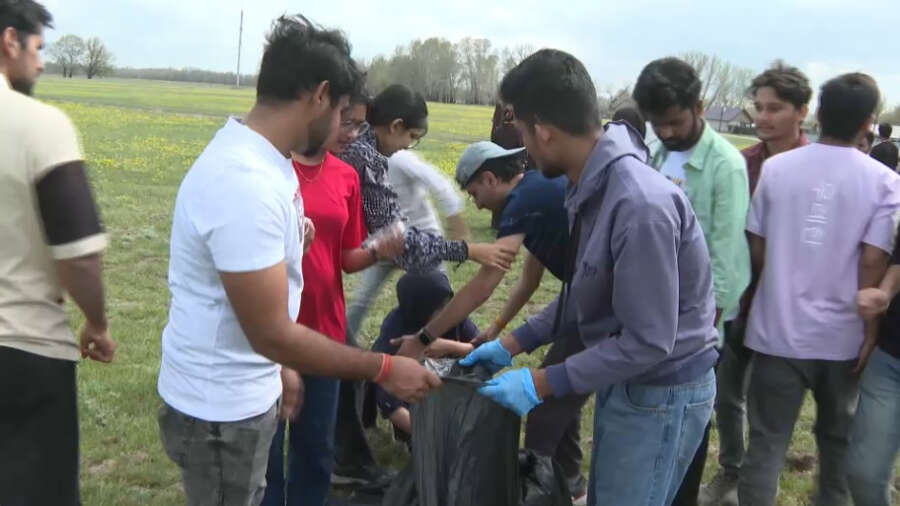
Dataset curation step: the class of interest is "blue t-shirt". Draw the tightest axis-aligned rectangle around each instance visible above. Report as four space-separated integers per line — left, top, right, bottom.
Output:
497 170 569 280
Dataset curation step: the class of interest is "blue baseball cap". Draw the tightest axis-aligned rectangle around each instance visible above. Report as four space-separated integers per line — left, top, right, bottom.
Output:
455 141 526 187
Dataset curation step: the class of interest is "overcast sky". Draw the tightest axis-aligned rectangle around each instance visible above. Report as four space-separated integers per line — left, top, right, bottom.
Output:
40 0 900 105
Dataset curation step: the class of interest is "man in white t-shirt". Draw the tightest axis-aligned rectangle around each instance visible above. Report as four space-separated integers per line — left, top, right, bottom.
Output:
156 15 440 505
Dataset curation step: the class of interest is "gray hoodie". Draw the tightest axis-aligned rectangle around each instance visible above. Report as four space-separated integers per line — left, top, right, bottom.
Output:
513 123 719 397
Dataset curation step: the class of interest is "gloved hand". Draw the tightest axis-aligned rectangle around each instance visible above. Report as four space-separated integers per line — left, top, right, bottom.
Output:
478 368 542 416
459 338 512 374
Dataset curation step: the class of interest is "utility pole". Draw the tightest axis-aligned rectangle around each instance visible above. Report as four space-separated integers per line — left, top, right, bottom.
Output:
236 9 243 87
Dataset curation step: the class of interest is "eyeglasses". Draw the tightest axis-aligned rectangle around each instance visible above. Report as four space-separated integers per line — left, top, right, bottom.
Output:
408 137 422 150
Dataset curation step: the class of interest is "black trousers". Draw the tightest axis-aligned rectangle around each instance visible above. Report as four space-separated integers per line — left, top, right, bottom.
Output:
0 346 80 506
524 335 589 483
334 328 378 470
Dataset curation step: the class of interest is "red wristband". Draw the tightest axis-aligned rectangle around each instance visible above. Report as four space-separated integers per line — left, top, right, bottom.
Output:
374 354 392 384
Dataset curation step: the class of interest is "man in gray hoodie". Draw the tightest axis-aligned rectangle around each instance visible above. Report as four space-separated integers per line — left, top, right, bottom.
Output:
460 49 719 506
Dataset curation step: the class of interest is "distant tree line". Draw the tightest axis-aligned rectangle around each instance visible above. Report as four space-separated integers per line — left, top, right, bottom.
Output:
112 67 258 87
363 38 534 105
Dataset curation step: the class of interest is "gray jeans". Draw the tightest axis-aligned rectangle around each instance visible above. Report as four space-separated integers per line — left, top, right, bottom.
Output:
158 402 278 506
714 318 754 477
738 353 859 506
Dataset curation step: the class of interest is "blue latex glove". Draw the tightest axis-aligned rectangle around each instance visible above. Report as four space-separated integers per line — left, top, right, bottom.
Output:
459 339 512 374
478 368 543 416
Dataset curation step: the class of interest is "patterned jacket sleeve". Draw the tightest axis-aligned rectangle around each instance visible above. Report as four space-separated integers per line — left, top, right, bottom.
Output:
339 130 468 272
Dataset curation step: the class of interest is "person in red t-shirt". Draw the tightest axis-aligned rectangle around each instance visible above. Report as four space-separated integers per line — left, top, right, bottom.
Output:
262 94 403 506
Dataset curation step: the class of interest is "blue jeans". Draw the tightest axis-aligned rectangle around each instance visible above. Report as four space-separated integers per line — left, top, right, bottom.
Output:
847 348 900 506
261 376 340 506
587 368 716 506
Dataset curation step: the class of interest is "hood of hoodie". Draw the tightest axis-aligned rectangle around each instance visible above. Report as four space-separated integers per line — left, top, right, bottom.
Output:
567 121 650 214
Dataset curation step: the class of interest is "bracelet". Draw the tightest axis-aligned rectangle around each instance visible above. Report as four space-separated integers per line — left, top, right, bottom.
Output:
495 317 507 331
374 353 393 383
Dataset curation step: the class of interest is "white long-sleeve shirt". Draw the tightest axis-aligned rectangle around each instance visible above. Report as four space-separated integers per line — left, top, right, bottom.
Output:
388 149 463 236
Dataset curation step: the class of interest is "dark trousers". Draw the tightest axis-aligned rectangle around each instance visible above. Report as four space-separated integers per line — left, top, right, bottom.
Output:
334 330 378 470
672 320 752 506
0 346 80 506
263 376 341 506
739 354 859 506
525 335 589 484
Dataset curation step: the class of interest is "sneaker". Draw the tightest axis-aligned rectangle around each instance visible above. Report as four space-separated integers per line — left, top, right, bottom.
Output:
698 470 739 506
572 493 588 505
331 463 393 487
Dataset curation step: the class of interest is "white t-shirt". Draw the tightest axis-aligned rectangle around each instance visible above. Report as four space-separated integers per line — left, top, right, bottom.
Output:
158 118 304 422
388 149 463 235
659 147 694 190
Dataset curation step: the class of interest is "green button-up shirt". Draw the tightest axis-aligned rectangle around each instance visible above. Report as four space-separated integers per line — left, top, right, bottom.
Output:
652 123 751 324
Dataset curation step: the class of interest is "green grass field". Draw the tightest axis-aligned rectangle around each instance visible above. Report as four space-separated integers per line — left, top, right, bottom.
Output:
31 75 883 505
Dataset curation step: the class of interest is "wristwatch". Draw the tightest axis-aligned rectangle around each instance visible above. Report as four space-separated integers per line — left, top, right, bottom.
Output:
417 327 436 346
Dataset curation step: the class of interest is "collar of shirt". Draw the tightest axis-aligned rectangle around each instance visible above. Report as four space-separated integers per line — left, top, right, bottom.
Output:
743 132 809 194
0 72 9 90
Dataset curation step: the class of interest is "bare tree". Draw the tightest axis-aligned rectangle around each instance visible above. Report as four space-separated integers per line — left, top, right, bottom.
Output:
501 43 534 75
83 37 114 79
47 34 85 78
597 84 633 119
680 51 726 106
458 38 500 105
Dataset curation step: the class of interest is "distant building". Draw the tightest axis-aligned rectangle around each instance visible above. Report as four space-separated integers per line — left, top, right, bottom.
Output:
706 106 754 134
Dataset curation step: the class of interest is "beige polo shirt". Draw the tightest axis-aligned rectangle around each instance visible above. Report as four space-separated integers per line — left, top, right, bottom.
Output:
0 74 107 361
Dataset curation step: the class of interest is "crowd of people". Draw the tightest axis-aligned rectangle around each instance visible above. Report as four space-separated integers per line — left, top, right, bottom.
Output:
3 1 900 506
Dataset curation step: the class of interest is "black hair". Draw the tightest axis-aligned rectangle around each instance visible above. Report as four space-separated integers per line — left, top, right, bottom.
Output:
350 88 371 107
499 49 601 135
471 152 525 185
870 141 899 170
367 84 428 132
0 0 52 42
256 14 362 105
817 73 880 142
633 58 702 115
748 61 812 109
612 106 647 138
879 122 893 139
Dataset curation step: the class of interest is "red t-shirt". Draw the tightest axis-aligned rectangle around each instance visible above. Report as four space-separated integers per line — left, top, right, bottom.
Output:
294 153 367 342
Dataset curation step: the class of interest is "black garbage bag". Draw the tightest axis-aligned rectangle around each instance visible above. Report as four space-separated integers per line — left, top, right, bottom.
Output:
381 462 419 506
519 450 573 506
410 361 521 506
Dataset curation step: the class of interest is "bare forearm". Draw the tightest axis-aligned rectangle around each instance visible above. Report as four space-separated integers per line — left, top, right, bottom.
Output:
879 265 900 299
55 253 106 327
425 267 504 337
859 248 890 290
263 323 383 380
499 277 540 327
342 248 376 274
